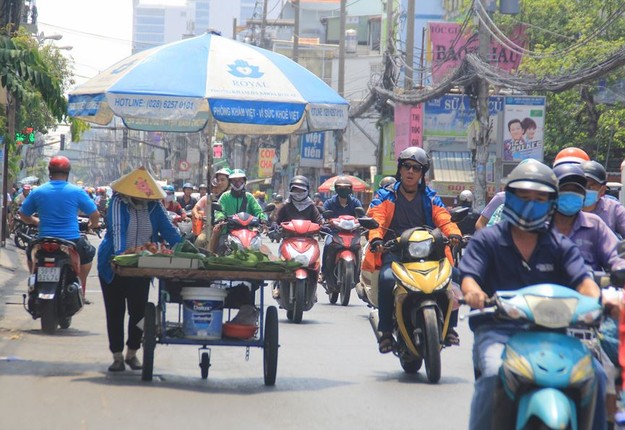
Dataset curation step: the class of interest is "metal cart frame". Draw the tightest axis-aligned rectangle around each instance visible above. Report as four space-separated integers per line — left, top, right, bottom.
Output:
113 265 294 386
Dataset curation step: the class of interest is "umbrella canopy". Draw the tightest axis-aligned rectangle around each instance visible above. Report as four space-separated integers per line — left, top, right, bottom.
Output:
67 33 349 135
318 175 368 193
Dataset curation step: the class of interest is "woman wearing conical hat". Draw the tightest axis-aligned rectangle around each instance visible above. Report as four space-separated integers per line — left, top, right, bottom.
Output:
97 167 182 372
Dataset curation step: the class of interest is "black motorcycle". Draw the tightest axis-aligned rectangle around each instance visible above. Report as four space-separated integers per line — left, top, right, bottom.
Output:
13 216 38 250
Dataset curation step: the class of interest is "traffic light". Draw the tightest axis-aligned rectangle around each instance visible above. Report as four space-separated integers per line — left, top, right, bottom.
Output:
60 134 65 151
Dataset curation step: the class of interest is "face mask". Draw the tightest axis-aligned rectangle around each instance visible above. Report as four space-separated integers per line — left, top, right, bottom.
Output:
584 189 599 207
290 191 308 202
502 190 554 232
336 188 352 199
557 191 584 216
164 195 174 203
231 182 245 192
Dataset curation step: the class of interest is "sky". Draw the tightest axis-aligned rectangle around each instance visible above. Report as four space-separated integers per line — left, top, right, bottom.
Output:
36 0 135 88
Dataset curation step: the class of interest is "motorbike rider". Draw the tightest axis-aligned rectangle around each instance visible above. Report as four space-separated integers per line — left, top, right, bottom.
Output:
271 175 324 299
269 194 284 223
455 190 480 236
320 176 364 286
313 192 324 210
12 184 31 209
581 160 625 239
177 182 197 211
19 156 99 299
192 169 231 249
213 169 268 254
459 159 608 430
162 185 186 217
198 183 208 199
364 147 462 353
254 190 267 210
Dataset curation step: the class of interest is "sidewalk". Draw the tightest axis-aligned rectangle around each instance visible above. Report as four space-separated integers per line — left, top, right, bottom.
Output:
0 243 19 274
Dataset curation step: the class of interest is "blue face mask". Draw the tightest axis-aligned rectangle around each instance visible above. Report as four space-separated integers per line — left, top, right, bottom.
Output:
503 191 554 231
584 189 599 207
557 191 584 216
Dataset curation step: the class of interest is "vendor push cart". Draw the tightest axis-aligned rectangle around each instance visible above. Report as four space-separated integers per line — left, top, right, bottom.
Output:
113 265 294 386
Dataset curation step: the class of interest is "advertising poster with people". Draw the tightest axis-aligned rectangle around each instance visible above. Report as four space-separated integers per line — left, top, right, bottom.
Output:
502 96 546 162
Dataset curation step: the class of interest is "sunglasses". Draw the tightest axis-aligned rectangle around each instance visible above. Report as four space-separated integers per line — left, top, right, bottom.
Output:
400 162 423 172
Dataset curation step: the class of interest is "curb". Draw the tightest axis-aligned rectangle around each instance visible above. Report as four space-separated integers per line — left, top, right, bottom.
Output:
0 243 22 273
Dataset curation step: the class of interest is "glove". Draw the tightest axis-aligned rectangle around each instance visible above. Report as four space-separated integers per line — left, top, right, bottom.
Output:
448 234 463 247
369 238 384 252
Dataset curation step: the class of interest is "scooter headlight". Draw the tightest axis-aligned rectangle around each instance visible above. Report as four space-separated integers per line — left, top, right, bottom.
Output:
569 355 593 385
500 300 529 320
407 239 432 259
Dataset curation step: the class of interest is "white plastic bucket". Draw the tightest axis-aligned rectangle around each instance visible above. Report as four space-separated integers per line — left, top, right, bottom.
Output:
181 287 228 340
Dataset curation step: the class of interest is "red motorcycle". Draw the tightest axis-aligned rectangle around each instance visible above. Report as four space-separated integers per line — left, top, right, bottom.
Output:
321 211 367 306
224 212 264 253
275 220 321 323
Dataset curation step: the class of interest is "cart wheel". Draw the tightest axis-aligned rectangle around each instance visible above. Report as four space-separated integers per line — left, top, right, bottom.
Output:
263 306 279 386
286 310 293 320
142 302 156 381
200 352 210 379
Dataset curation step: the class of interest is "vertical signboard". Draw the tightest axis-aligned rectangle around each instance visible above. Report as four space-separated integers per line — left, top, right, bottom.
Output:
394 103 423 157
502 96 546 162
381 122 397 175
258 148 275 178
300 132 324 168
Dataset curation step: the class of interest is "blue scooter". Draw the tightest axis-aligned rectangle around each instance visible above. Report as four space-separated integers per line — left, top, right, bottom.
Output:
477 284 602 430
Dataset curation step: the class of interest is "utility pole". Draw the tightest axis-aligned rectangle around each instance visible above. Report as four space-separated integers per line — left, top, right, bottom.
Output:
405 0 415 89
260 0 268 48
474 0 491 210
335 0 346 175
292 0 299 62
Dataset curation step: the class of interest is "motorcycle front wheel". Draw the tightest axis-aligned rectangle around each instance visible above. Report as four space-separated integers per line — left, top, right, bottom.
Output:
40 300 59 334
421 307 441 383
339 260 354 307
14 231 29 250
292 279 305 324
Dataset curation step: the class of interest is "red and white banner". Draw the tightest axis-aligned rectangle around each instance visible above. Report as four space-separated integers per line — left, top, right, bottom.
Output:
394 103 423 157
258 148 275 178
428 22 526 83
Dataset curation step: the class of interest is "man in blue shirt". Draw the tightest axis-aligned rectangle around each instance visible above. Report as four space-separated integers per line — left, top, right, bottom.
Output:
459 160 606 430
320 176 364 288
20 156 100 298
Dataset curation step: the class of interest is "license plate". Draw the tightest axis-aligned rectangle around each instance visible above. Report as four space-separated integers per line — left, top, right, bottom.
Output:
37 267 61 283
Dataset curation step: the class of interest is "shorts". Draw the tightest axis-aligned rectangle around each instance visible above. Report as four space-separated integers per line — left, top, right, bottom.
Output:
27 236 96 265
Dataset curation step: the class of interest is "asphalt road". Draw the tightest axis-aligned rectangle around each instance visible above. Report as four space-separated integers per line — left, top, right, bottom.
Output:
0 235 475 430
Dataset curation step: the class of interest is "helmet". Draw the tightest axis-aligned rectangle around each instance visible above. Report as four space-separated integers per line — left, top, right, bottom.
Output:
398 147 430 173
96 186 106 194
274 194 283 203
333 176 353 189
505 159 558 195
553 163 586 191
88 187 95 194
199 183 208 190
379 176 397 188
313 192 321 198
162 184 175 193
253 190 262 198
215 168 231 178
228 169 246 181
48 155 71 174
553 147 590 167
458 190 474 205
581 160 607 185
182 182 193 190
22 184 31 191
289 175 310 191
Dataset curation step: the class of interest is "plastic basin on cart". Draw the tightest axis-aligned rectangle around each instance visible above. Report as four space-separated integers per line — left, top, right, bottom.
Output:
222 322 258 339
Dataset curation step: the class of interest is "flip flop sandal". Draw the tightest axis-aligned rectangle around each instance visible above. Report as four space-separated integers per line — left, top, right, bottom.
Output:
378 332 395 354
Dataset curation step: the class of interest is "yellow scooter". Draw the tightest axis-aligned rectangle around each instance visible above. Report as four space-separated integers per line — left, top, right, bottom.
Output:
365 208 466 383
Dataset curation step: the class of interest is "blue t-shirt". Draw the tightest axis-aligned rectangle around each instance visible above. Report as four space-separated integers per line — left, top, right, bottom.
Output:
459 220 590 330
322 195 363 217
20 180 97 239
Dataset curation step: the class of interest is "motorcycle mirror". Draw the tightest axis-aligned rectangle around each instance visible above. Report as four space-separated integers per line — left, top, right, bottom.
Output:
322 210 335 220
354 207 366 217
450 206 469 223
358 217 379 230
610 269 625 288
263 203 276 213
211 202 223 212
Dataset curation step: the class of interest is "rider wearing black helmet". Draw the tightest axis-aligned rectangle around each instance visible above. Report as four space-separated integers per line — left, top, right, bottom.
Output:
459 159 605 430
364 147 463 353
581 160 625 238
274 176 323 226
455 190 480 235
177 182 198 211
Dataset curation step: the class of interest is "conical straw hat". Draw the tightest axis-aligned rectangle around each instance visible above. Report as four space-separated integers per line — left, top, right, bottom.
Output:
110 167 165 200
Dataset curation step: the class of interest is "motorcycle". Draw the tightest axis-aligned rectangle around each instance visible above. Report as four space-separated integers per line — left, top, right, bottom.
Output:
275 219 322 324
466 284 602 430
13 215 38 250
23 236 83 334
267 224 281 243
321 207 368 306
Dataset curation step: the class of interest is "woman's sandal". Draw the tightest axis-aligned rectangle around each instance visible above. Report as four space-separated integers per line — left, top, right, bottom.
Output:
378 332 395 354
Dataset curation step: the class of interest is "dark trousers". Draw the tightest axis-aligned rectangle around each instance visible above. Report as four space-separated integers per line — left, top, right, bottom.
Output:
99 275 151 354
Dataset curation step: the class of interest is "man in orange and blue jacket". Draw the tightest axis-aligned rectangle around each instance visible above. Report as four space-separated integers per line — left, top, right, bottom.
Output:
364 147 462 354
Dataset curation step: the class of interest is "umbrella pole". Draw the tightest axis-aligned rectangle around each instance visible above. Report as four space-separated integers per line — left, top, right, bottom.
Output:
203 119 214 251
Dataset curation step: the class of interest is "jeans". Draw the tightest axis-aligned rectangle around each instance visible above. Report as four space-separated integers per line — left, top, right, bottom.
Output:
469 324 607 430
377 252 400 333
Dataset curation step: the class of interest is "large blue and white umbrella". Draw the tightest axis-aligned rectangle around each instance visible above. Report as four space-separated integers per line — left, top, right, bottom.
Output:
67 33 349 134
